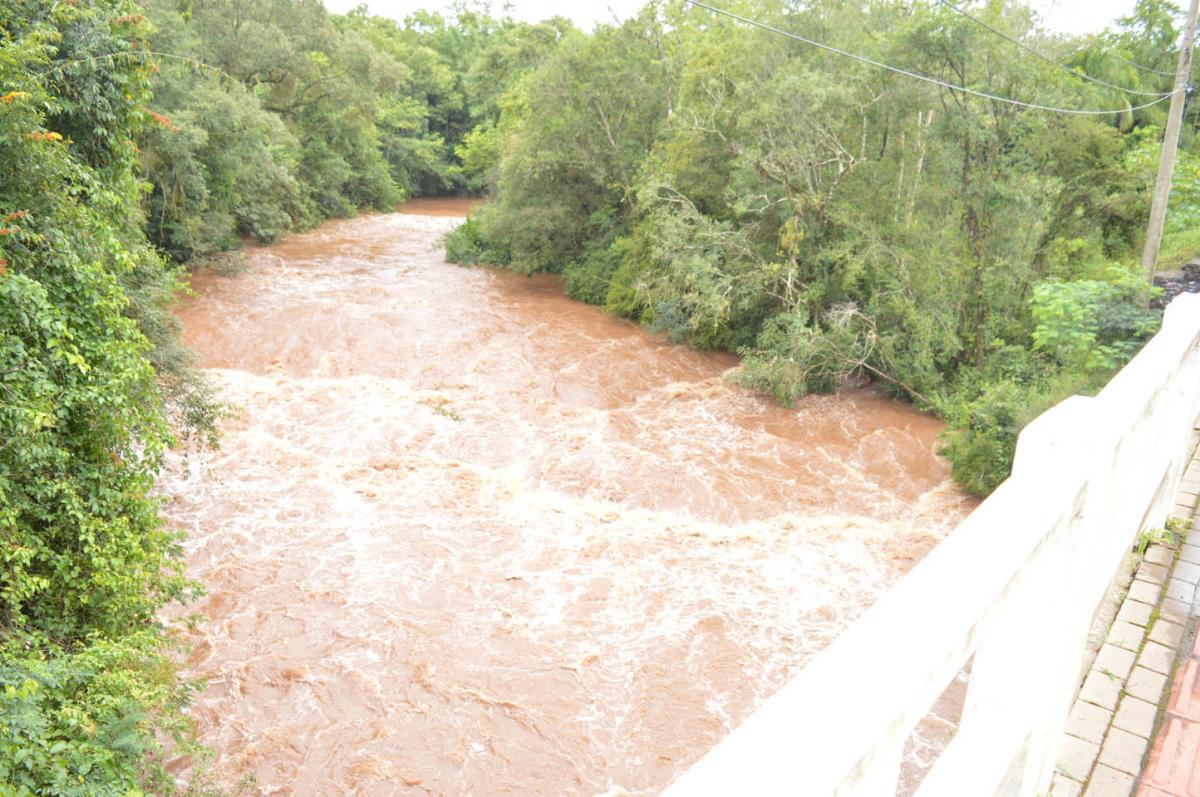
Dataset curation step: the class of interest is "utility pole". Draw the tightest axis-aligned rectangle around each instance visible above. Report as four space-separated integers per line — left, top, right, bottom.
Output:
1142 0 1200 289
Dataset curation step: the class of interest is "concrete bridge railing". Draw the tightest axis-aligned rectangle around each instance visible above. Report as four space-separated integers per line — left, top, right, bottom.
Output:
663 292 1200 797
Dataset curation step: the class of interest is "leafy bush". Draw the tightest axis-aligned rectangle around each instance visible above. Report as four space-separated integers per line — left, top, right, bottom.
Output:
444 212 511 266
0 635 196 797
939 381 1037 497
562 237 630 306
0 3 203 792
444 216 486 265
732 311 840 403
1031 271 1160 372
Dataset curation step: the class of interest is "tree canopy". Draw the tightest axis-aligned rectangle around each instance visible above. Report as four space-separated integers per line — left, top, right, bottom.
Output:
448 0 1189 496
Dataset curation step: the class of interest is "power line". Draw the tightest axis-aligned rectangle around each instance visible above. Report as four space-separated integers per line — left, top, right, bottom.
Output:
934 0 1168 97
685 0 1178 116
1106 49 1178 78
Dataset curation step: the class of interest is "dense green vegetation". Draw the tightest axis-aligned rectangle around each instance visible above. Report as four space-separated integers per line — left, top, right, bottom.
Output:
0 0 562 792
447 0 1193 496
136 0 573 262
0 1 204 792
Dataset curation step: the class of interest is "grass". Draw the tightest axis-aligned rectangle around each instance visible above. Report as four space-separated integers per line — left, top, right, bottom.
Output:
1156 227 1200 272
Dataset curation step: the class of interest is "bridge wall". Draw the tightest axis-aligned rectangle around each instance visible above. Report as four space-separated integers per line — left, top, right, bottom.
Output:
662 292 1200 797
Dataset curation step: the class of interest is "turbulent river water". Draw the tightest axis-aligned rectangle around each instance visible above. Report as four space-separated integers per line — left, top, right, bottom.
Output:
162 198 976 796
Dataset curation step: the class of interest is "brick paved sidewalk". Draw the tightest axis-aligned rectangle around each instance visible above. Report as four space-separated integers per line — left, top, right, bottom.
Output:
1051 451 1200 797
1139 522 1200 794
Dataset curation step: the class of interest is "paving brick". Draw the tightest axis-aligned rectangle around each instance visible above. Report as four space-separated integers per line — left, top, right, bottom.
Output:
1137 787 1176 797
1141 717 1200 794
1083 763 1136 797
1113 695 1158 738
1139 562 1172 586
1099 727 1149 775
1169 660 1200 722
1127 666 1170 704
1068 700 1114 745
1058 734 1101 781
1050 774 1083 797
1148 546 1177 566
1109 620 1148 652
1098 644 1139 681
1177 561 1200 585
1180 544 1200 566
1137 782 1176 797
1131 579 1165 605
1167 578 1197 603
1140 641 1179 676
1150 619 1186 649
1082 667 1126 710
1162 597 1191 625
1120 600 1156 627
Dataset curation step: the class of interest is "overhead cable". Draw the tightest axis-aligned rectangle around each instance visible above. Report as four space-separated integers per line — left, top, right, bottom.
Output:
685 0 1179 116
934 0 1169 97
1106 49 1178 78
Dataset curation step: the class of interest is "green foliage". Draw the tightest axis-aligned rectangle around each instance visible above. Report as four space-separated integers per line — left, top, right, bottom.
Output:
939 381 1033 497
0 1 204 791
1135 524 1178 557
562 236 630 306
1031 272 1160 372
131 0 573 270
477 11 672 275
444 215 486 265
733 311 839 403
0 635 195 797
451 0 1182 496
1125 124 1200 267
443 210 510 266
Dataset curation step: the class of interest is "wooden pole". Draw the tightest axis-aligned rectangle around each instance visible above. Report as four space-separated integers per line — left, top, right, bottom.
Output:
1142 0 1200 289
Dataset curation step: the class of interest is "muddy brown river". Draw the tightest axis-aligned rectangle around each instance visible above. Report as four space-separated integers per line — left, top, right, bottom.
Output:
163 198 975 796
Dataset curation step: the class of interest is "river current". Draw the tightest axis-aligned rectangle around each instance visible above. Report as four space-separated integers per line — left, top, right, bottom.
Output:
162 198 975 795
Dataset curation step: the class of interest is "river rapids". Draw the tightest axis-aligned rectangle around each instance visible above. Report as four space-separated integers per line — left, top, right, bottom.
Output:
161 198 975 796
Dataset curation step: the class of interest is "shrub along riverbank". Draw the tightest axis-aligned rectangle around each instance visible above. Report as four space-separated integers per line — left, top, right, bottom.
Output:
445 0 1189 497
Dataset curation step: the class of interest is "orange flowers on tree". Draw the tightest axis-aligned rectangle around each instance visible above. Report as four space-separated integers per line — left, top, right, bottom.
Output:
149 110 180 132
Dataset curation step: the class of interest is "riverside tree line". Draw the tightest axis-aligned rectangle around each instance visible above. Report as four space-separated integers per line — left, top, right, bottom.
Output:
448 0 1196 497
0 0 1196 793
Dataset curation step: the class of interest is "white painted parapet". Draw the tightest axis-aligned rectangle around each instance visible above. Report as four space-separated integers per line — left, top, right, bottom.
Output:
662 293 1200 797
